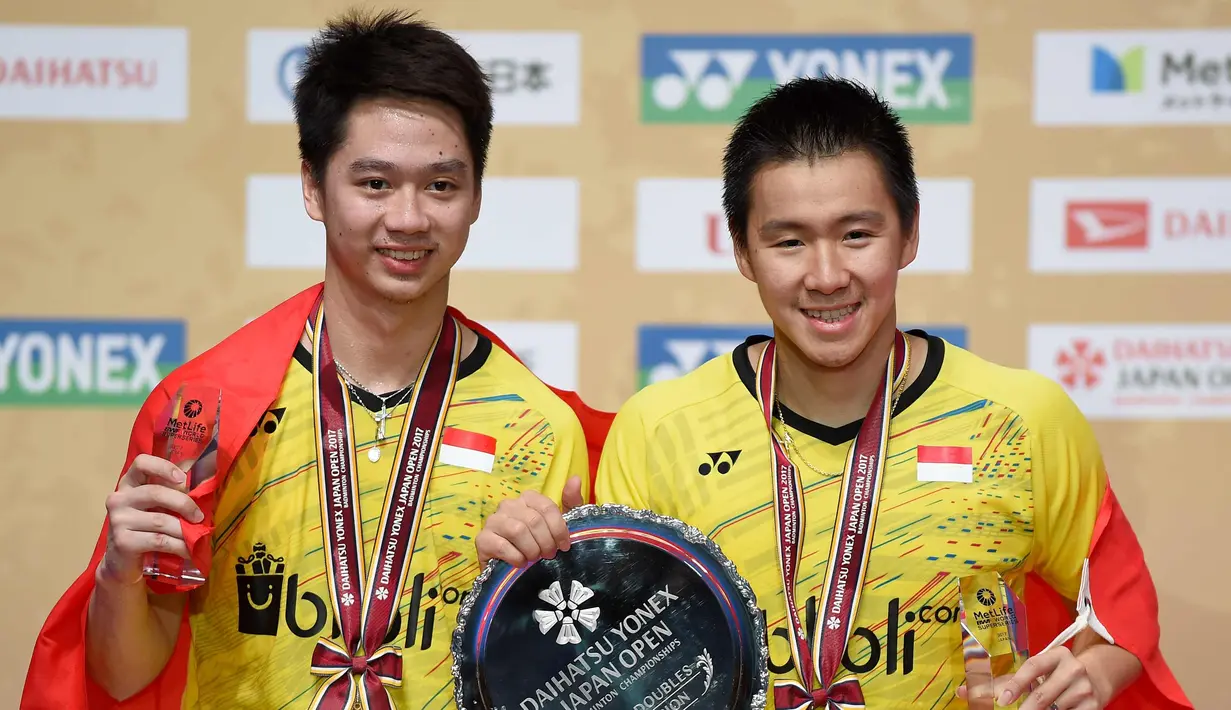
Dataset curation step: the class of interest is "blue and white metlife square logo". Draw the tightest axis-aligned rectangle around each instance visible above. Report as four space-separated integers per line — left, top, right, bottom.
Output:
637 324 967 389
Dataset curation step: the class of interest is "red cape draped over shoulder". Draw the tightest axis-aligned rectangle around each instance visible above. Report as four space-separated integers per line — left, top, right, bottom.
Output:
19 284 1190 709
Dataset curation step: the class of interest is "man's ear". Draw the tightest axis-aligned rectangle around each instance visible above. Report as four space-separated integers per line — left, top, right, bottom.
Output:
898 202 920 270
302 161 324 223
734 234 756 284
469 180 482 226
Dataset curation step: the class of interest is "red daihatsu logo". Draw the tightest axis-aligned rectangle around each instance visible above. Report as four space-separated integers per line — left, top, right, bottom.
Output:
1065 201 1149 249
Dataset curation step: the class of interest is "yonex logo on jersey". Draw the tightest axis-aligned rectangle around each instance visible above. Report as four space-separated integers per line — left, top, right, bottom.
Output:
761 596 959 676
698 450 741 476
249 407 286 438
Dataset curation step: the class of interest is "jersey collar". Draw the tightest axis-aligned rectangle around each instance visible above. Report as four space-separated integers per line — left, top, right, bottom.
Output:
732 329 947 446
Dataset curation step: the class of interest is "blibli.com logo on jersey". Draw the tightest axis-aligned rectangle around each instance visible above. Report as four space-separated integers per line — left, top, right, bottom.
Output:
0 319 185 406
235 542 464 650
641 34 973 124
763 597 959 676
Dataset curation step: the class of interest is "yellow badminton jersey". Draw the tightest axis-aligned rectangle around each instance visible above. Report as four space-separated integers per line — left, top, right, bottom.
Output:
181 333 590 709
595 332 1108 709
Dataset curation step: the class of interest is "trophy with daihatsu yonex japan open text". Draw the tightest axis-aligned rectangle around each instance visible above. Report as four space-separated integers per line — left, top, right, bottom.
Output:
451 504 769 710
142 382 222 590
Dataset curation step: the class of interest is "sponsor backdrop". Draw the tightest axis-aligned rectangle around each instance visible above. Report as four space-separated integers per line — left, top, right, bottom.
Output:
1 1 1227 706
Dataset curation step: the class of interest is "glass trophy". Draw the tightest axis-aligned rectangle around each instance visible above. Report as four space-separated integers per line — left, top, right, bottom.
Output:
958 571 1031 709
142 383 222 590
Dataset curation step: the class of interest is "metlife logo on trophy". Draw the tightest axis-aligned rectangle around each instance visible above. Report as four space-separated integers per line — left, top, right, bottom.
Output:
246 29 580 124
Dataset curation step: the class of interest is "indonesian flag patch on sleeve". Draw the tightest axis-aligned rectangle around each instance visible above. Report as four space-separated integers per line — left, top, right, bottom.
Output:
915 445 973 483
438 427 498 473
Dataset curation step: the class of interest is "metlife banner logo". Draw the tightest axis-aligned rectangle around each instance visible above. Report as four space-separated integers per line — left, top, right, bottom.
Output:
0 24 188 121
1030 178 1231 273
0 319 186 406
641 34 972 124
247 29 580 125
245 175 578 271
638 324 967 389
635 178 972 273
1035 29 1231 125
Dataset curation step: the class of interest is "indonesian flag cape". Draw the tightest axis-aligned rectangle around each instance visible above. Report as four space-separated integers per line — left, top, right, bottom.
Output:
20 284 1190 709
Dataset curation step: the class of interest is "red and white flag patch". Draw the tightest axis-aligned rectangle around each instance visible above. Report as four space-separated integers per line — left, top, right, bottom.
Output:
915 445 973 483
438 428 497 473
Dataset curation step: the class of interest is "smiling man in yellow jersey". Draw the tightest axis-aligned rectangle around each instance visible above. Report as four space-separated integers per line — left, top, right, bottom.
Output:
22 10 592 710
478 77 1191 710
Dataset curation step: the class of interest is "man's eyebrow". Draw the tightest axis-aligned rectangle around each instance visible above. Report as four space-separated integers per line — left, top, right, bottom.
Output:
835 210 886 226
759 218 811 233
346 157 470 174
348 158 397 173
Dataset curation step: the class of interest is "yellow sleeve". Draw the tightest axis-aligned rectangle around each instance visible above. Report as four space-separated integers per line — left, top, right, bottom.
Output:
536 407 592 507
594 398 655 512
1027 377 1109 601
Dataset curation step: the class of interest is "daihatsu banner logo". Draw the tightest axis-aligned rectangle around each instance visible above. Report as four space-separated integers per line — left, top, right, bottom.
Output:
1028 324 1231 420
1030 178 1231 272
0 25 188 120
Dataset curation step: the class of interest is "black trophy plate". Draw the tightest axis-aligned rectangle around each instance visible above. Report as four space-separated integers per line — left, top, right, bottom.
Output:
452 504 768 710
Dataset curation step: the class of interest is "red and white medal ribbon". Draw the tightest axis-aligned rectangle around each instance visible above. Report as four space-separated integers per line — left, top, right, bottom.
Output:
755 331 908 710
309 301 460 710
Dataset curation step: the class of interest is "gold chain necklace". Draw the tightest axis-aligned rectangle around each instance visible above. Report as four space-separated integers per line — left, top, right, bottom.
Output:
773 336 912 479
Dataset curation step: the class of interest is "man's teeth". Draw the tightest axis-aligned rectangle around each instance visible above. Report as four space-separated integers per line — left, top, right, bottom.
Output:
804 305 858 322
378 249 426 261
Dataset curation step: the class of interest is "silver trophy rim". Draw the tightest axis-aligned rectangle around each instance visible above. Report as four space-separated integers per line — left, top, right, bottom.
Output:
450 502 769 710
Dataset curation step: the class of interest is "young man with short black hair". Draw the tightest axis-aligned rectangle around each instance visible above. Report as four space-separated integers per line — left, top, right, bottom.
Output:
24 10 598 709
479 77 1190 710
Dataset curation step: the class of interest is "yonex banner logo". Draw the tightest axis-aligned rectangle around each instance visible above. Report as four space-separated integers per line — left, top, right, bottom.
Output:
641 34 973 125
0 319 185 406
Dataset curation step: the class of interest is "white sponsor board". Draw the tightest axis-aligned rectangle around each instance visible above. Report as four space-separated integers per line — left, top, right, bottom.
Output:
0 25 188 120
245 175 578 272
635 177 972 273
1029 324 1231 419
247 29 580 125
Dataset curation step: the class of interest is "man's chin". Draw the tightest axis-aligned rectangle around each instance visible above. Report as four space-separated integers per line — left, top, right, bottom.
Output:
780 328 866 370
369 274 437 305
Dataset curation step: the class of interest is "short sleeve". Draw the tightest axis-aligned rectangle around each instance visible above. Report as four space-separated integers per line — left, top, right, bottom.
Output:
1027 378 1110 601
594 398 655 512
538 410 592 506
